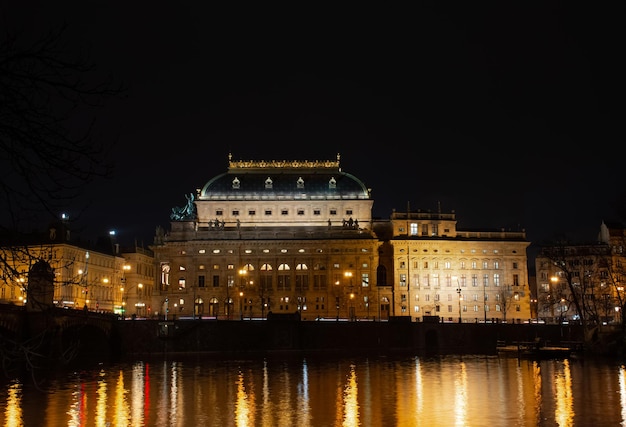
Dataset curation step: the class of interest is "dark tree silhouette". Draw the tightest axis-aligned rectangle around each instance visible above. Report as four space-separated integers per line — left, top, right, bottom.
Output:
0 23 124 237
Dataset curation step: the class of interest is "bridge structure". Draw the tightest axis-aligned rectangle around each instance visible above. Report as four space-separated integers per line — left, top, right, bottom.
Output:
0 303 121 374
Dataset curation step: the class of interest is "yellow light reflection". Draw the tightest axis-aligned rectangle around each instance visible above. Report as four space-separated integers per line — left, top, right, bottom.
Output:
170 362 179 425
235 370 254 427
619 365 626 425
96 369 108 427
4 381 22 427
114 370 130 426
554 359 574 427
453 361 468 427
131 362 145 427
532 361 543 426
67 381 86 426
414 358 423 415
342 364 359 427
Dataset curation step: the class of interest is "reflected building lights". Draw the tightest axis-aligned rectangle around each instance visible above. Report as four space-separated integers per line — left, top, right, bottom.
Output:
262 361 271 427
114 371 130 426
67 382 86 426
414 358 423 415
453 362 468 427
554 360 574 427
297 359 311 427
96 370 108 427
342 364 359 427
276 366 291 426
170 362 179 425
532 362 543 426
235 371 253 427
4 381 22 427
131 363 145 426
515 364 526 425
618 365 626 426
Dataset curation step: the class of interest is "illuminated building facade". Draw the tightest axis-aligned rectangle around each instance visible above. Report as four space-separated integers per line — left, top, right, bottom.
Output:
151 154 387 320
0 221 155 316
380 210 532 322
534 221 625 325
1 154 533 323
151 154 532 322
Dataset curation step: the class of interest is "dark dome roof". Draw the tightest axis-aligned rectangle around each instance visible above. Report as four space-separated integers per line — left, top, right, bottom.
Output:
199 157 370 200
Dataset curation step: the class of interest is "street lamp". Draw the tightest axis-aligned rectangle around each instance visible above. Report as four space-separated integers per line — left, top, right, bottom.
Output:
453 276 462 323
345 271 354 321
334 277 340 321
530 297 538 322
456 287 462 324
239 291 244 320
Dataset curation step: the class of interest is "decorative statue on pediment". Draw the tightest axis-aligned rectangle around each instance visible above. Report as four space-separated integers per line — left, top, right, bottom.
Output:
170 193 197 221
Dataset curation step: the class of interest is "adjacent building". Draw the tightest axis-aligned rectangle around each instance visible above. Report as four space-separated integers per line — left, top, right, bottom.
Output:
534 221 625 325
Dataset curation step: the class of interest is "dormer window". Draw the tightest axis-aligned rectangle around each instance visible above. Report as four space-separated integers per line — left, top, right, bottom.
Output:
329 177 336 189
297 177 304 189
265 177 273 189
232 177 240 189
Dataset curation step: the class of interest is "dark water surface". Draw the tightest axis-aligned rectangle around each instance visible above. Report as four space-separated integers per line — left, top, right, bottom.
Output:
1 353 625 426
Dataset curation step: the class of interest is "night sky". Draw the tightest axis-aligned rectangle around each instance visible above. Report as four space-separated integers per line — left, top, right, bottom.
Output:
3 3 623 249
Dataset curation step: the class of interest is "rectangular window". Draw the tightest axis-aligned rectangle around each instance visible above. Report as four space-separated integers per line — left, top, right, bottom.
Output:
248 210 256 216
260 275 273 291
399 273 407 287
297 209 305 215
314 275 327 291
313 209 321 215
482 274 488 287
265 210 272 215
513 274 519 286
278 274 291 291
409 223 418 235
216 210 223 216
361 273 369 287
212 275 220 287
281 209 288 215
330 209 337 215
296 274 309 291
198 275 205 288
232 210 239 216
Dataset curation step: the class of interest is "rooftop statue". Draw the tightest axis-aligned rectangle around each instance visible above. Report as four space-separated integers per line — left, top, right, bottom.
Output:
170 193 196 221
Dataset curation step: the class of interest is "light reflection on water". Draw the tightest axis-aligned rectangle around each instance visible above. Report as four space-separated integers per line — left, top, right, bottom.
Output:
2 355 626 426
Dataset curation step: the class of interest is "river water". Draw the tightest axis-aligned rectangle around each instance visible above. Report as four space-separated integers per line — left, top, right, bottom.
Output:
1 353 625 427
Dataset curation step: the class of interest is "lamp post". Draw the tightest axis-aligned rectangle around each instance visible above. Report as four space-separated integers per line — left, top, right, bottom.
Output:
334 277 340 321
239 269 247 320
530 297 538 323
483 278 487 323
345 271 354 321
239 291 244 320
456 287 462 324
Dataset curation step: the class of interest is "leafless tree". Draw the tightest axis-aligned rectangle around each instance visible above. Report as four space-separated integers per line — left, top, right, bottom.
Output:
0 23 123 380
0 23 123 239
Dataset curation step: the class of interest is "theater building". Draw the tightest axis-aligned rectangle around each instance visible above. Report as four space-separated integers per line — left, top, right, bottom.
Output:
150 154 532 323
151 154 389 321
